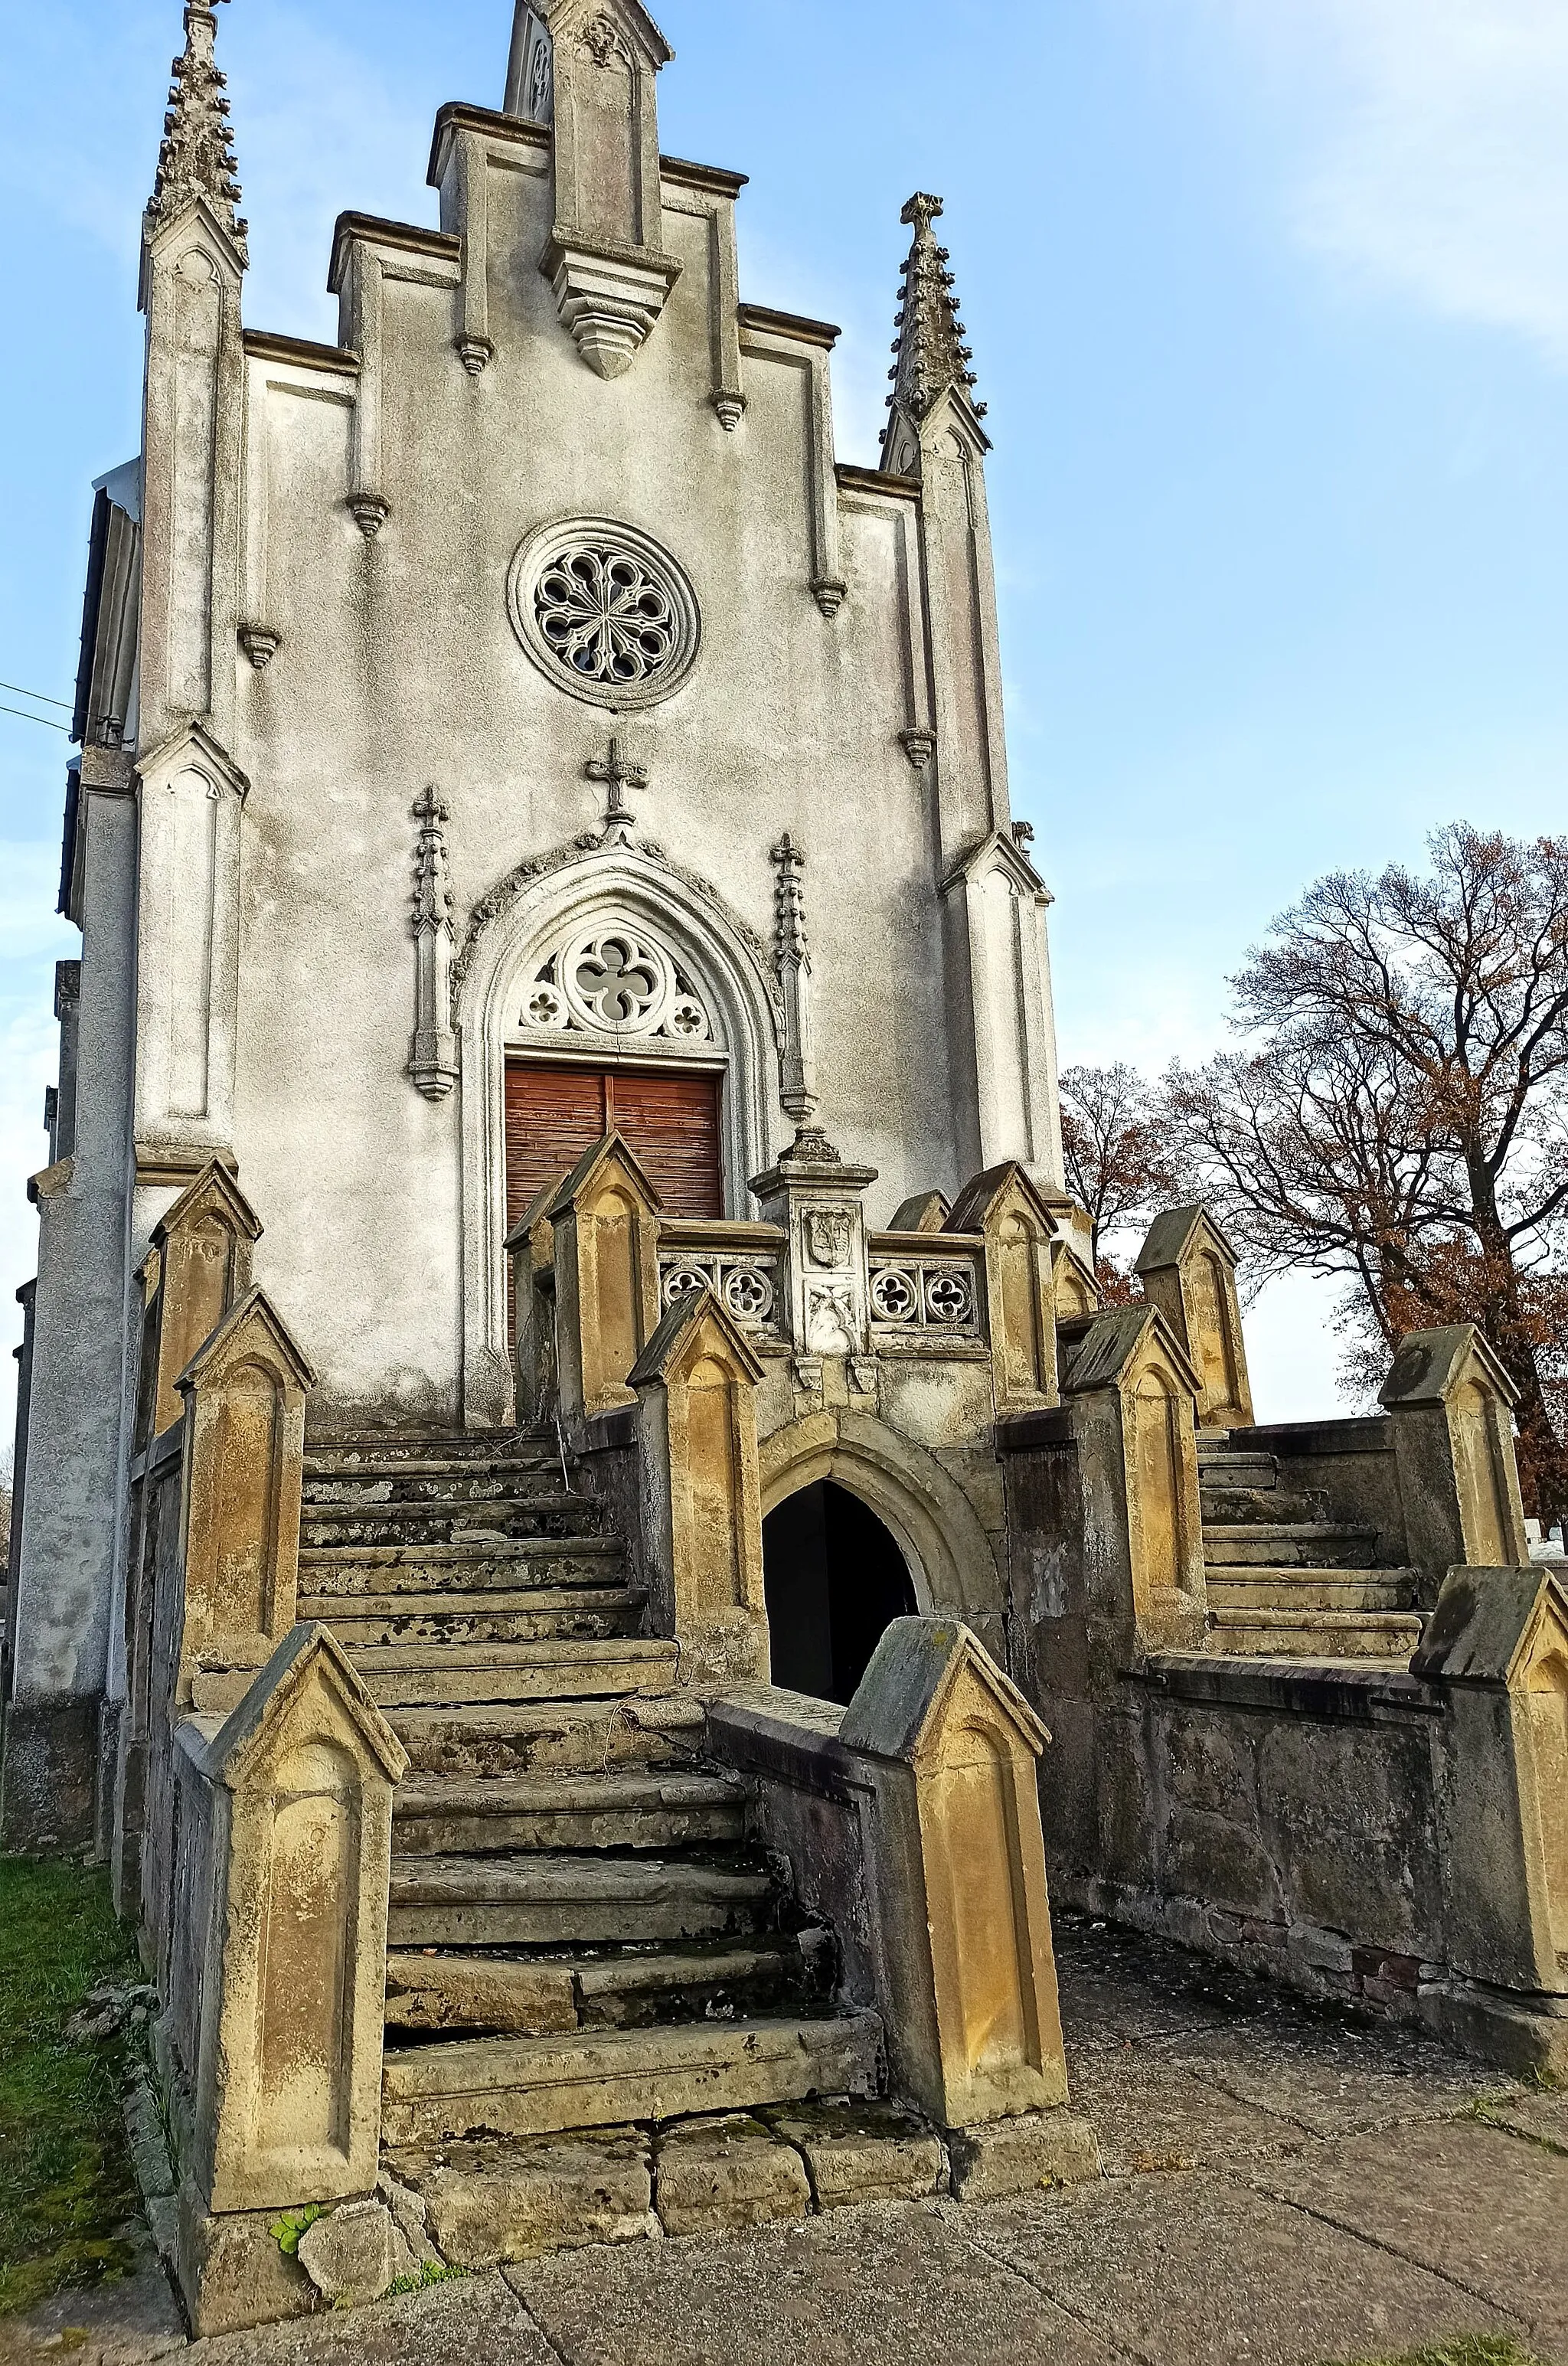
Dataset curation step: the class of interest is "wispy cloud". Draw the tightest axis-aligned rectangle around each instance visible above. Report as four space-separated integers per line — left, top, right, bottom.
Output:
1203 0 1568 363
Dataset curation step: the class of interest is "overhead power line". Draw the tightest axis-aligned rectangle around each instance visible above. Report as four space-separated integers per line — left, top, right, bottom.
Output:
0 703 70 734
0 678 74 711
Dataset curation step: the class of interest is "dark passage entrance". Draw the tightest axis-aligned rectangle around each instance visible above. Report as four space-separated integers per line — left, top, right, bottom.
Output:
762 1482 918 1707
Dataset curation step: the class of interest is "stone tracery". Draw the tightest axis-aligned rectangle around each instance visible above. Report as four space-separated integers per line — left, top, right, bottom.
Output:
519 918 714 1045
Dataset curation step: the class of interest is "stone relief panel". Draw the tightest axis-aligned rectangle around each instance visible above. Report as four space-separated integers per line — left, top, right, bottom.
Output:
508 518 701 710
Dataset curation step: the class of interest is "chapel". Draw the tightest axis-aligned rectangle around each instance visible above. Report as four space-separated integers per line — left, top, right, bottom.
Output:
5 2 1563 2333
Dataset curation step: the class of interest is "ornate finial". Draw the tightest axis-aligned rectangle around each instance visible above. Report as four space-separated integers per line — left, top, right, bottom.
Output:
771 834 809 969
410 789 454 934
148 0 248 263
880 188 986 459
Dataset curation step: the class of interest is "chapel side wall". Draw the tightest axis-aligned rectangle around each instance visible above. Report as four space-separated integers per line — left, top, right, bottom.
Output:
224 158 972 1423
2 780 139 1849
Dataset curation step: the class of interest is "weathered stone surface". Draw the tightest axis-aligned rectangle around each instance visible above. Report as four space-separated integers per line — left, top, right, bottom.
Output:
384 1952 578 2037
296 2199 406 2309
394 2131 655 2266
380 2014 882 2148
946 2109 1100 2202
510 2201 1120 2364
653 2113 811 2237
1063 2049 1298 2176
175 2191 316 2341
975 2170 1524 2366
765 2101 946 2207
1243 2118 1568 2359
183 2268 560 2365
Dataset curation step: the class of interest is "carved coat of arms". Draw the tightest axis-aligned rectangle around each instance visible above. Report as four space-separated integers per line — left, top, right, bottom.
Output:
805 1208 852 1270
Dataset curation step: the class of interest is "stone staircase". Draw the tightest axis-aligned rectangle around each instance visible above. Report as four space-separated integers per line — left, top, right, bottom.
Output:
1197 1434 1423 1661
295 1430 884 2196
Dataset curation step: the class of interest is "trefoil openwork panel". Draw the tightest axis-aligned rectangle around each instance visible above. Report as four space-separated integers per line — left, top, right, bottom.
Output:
508 518 701 711
520 920 714 1046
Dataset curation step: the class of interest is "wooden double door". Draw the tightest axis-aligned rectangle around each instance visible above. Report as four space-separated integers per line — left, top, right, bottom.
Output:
504 1057 724 1233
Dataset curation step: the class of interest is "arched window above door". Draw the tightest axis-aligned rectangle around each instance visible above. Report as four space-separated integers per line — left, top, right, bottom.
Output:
518 915 716 1049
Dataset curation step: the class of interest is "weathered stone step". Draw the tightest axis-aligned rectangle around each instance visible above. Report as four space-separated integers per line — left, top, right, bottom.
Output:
1205 1570 1415 1613
307 1589 646 1649
1207 1606 1423 1659
380 2013 884 2147
390 1695 707 1779
345 1637 681 1709
306 1435 558 1470
305 1466 577 1508
387 1850 778 1947
297 1539 625 1597
1203 1522 1378 1569
1195 1444 1277 1488
301 1496 606 1550
392 1769 750 1855
384 1934 827 2038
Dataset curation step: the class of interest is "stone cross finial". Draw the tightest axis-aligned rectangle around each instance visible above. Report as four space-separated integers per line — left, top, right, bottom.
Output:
880 187 985 462
586 737 648 841
147 0 248 264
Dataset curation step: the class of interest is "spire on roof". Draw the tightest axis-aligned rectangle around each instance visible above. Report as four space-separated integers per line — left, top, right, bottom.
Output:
880 191 986 465
147 0 248 263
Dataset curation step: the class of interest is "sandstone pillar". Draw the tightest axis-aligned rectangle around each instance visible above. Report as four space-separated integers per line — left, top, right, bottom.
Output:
546 1131 662 1431
1412 1567 1568 2075
170 1624 407 2335
1059 1306 1207 1656
138 1161 263 1446
175 1289 315 1702
948 1162 1064 1414
629 1289 769 1689
838 1617 1070 2128
1380 1326 1530 1604
1134 1204 1253 1431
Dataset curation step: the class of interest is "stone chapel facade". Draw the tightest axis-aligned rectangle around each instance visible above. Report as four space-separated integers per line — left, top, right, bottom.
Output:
4 2 1564 2328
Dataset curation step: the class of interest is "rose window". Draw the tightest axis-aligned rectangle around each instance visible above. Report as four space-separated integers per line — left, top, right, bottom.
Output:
509 518 701 711
536 549 678 691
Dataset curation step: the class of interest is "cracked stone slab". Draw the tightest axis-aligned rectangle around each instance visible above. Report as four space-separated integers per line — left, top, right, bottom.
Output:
969 2168 1527 2366
1156 2015 1516 2139
1475 2085 1568 2155
508 2198 1121 2365
1066 2045 1308 2175
1240 2117 1568 2359
180 2268 559 2366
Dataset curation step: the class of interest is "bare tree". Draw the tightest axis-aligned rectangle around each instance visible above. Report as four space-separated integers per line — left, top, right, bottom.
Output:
1165 825 1568 1521
1060 1063 1181 1298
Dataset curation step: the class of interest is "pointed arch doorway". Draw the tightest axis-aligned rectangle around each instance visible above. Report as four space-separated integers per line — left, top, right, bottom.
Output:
762 1481 917 1707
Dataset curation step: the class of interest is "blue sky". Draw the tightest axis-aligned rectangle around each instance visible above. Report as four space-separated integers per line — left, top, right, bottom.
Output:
2 0 1566 1450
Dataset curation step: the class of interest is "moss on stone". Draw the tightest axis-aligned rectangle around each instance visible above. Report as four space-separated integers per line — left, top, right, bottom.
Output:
1324 2338 1545 2366
0 1857 140 2317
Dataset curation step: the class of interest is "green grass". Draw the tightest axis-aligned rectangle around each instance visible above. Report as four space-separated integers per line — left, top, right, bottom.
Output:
1321 2339 1546 2366
0 1856 142 2318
